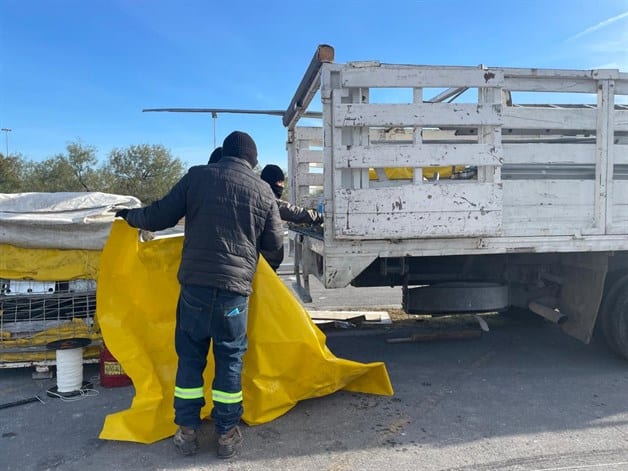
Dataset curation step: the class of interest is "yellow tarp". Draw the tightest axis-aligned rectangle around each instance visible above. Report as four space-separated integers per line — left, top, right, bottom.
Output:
368 166 465 180
98 222 393 444
0 319 101 362
0 243 101 280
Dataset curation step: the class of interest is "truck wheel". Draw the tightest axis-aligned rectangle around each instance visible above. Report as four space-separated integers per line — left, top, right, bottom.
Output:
608 281 628 361
598 274 628 359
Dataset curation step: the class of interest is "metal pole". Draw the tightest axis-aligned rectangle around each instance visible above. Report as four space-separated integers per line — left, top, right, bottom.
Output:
211 112 217 148
1 128 11 157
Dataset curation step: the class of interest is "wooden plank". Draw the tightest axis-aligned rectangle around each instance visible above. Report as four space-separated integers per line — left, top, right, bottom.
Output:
502 67 609 79
608 165 626 232
413 87 424 184
501 180 595 230
615 110 628 131
334 182 502 214
503 206 594 228
341 66 504 88
307 310 392 324
614 147 628 164
287 136 297 205
296 172 324 187
296 149 323 164
503 180 595 206
503 77 596 93
333 102 502 127
598 80 612 233
334 143 502 168
615 81 628 95
611 206 628 223
502 143 596 164
296 195 321 209
502 180 595 235
295 126 323 142
503 108 597 130
297 161 322 173
333 209 502 239
478 87 502 184
612 186 628 204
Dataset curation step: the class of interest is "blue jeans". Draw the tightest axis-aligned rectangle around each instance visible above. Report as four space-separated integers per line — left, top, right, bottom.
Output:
173 284 248 435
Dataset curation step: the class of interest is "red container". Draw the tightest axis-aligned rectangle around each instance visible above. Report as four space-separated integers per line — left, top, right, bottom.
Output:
100 344 132 388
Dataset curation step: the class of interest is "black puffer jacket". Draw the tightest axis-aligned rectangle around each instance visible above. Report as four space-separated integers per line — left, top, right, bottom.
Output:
124 156 283 295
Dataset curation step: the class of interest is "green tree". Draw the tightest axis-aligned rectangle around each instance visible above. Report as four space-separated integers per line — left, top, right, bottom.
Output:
65 142 101 190
21 142 101 192
104 144 185 203
0 153 26 192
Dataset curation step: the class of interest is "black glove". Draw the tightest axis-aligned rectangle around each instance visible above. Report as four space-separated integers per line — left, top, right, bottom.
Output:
115 209 129 219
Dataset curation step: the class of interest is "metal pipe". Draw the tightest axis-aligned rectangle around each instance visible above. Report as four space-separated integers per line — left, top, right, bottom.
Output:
528 301 567 324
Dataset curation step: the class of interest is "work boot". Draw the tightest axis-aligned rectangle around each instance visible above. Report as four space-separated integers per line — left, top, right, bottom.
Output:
173 426 199 456
217 425 242 459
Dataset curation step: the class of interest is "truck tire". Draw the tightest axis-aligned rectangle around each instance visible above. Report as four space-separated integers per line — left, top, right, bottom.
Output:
608 281 628 361
598 274 628 359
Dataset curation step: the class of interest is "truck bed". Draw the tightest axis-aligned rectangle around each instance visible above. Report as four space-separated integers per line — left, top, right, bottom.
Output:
286 56 628 288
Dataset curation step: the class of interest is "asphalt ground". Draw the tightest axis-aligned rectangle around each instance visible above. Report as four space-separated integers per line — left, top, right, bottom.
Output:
2 272 628 471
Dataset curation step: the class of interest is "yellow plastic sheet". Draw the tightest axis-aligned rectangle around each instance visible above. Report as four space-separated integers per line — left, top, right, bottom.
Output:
368 166 465 180
0 243 101 280
98 222 393 444
0 319 101 362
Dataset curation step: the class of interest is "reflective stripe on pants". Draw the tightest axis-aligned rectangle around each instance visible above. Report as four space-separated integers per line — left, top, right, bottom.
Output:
212 389 243 404
174 284 248 434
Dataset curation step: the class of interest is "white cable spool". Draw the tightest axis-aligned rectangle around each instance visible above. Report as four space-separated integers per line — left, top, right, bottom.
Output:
55 348 84 393
46 338 92 398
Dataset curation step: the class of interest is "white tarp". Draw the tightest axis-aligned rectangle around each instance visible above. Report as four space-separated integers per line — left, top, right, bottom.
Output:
0 192 141 250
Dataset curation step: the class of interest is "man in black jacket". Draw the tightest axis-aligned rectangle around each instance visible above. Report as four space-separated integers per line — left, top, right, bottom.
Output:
260 164 323 225
116 131 283 459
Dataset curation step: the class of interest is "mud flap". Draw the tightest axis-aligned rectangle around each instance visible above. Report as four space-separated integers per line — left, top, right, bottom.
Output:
559 253 608 343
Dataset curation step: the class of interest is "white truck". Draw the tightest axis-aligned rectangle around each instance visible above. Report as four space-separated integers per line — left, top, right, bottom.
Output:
284 45 628 359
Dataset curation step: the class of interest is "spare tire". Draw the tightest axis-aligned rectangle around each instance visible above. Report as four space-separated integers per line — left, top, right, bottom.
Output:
403 282 508 314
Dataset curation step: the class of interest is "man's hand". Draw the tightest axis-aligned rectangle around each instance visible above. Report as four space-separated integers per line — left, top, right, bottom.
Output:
115 209 129 219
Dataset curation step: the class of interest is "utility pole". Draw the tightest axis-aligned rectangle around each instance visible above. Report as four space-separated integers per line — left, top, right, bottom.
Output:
1 128 11 157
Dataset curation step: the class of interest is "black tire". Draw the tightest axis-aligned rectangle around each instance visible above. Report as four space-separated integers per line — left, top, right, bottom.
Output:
609 281 628 360
598 274 628 359
403 282 508 314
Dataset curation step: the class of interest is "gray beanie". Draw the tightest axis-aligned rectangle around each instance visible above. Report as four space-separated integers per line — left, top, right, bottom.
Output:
222 131 258 168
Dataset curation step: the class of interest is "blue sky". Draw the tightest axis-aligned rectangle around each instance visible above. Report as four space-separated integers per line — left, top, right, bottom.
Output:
1 0 627 169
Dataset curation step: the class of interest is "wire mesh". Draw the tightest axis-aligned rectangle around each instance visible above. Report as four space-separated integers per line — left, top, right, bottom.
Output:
0 278 100 365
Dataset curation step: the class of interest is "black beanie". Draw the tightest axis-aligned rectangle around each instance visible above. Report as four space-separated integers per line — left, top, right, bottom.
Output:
261 164 285 199
222 131 258 168
208 146 222 164
261 164 285 185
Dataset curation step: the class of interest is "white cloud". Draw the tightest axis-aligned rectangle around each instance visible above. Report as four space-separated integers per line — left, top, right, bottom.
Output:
567 11 628 41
